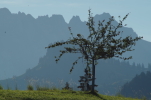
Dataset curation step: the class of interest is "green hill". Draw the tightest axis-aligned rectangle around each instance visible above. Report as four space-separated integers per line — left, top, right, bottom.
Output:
0 88 141 100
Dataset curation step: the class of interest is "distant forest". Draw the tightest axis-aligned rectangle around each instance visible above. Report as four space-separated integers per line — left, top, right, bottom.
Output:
119 70 151 99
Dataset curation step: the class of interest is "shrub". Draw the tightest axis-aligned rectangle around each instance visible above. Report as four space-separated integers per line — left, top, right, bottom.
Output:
27 84 33 90
62 82 73 91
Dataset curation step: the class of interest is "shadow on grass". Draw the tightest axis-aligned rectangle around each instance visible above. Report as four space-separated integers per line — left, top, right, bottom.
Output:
82 91 107 100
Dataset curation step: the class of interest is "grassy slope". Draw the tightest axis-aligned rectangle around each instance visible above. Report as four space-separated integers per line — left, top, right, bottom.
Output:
0 89 141 100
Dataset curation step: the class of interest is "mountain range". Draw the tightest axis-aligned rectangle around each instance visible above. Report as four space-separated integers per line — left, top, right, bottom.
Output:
0 8 151 95
0 7 150 80
0 7 151 95
0 42 150 95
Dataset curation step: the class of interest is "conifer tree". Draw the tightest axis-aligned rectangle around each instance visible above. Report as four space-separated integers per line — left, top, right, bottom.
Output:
45 9 143 94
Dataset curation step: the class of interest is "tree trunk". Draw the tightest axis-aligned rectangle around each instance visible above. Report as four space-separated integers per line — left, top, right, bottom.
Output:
91 58 95 93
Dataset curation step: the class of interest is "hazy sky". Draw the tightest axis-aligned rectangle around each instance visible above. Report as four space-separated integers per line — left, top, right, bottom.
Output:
0 0 151 42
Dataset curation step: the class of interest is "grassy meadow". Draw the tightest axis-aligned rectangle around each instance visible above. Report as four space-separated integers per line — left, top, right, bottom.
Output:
0 78 143 100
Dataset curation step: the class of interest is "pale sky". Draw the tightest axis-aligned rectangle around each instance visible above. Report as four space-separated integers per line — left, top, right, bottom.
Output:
0 0 151 42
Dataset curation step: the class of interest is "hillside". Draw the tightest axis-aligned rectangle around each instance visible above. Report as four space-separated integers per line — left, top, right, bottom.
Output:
119 70 151 99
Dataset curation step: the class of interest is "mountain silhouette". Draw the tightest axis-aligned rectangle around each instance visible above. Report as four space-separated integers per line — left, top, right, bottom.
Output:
0 42 150 96
0 7 150 84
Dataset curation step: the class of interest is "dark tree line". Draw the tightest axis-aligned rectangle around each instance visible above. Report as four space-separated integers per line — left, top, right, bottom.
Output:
119 71 151 99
